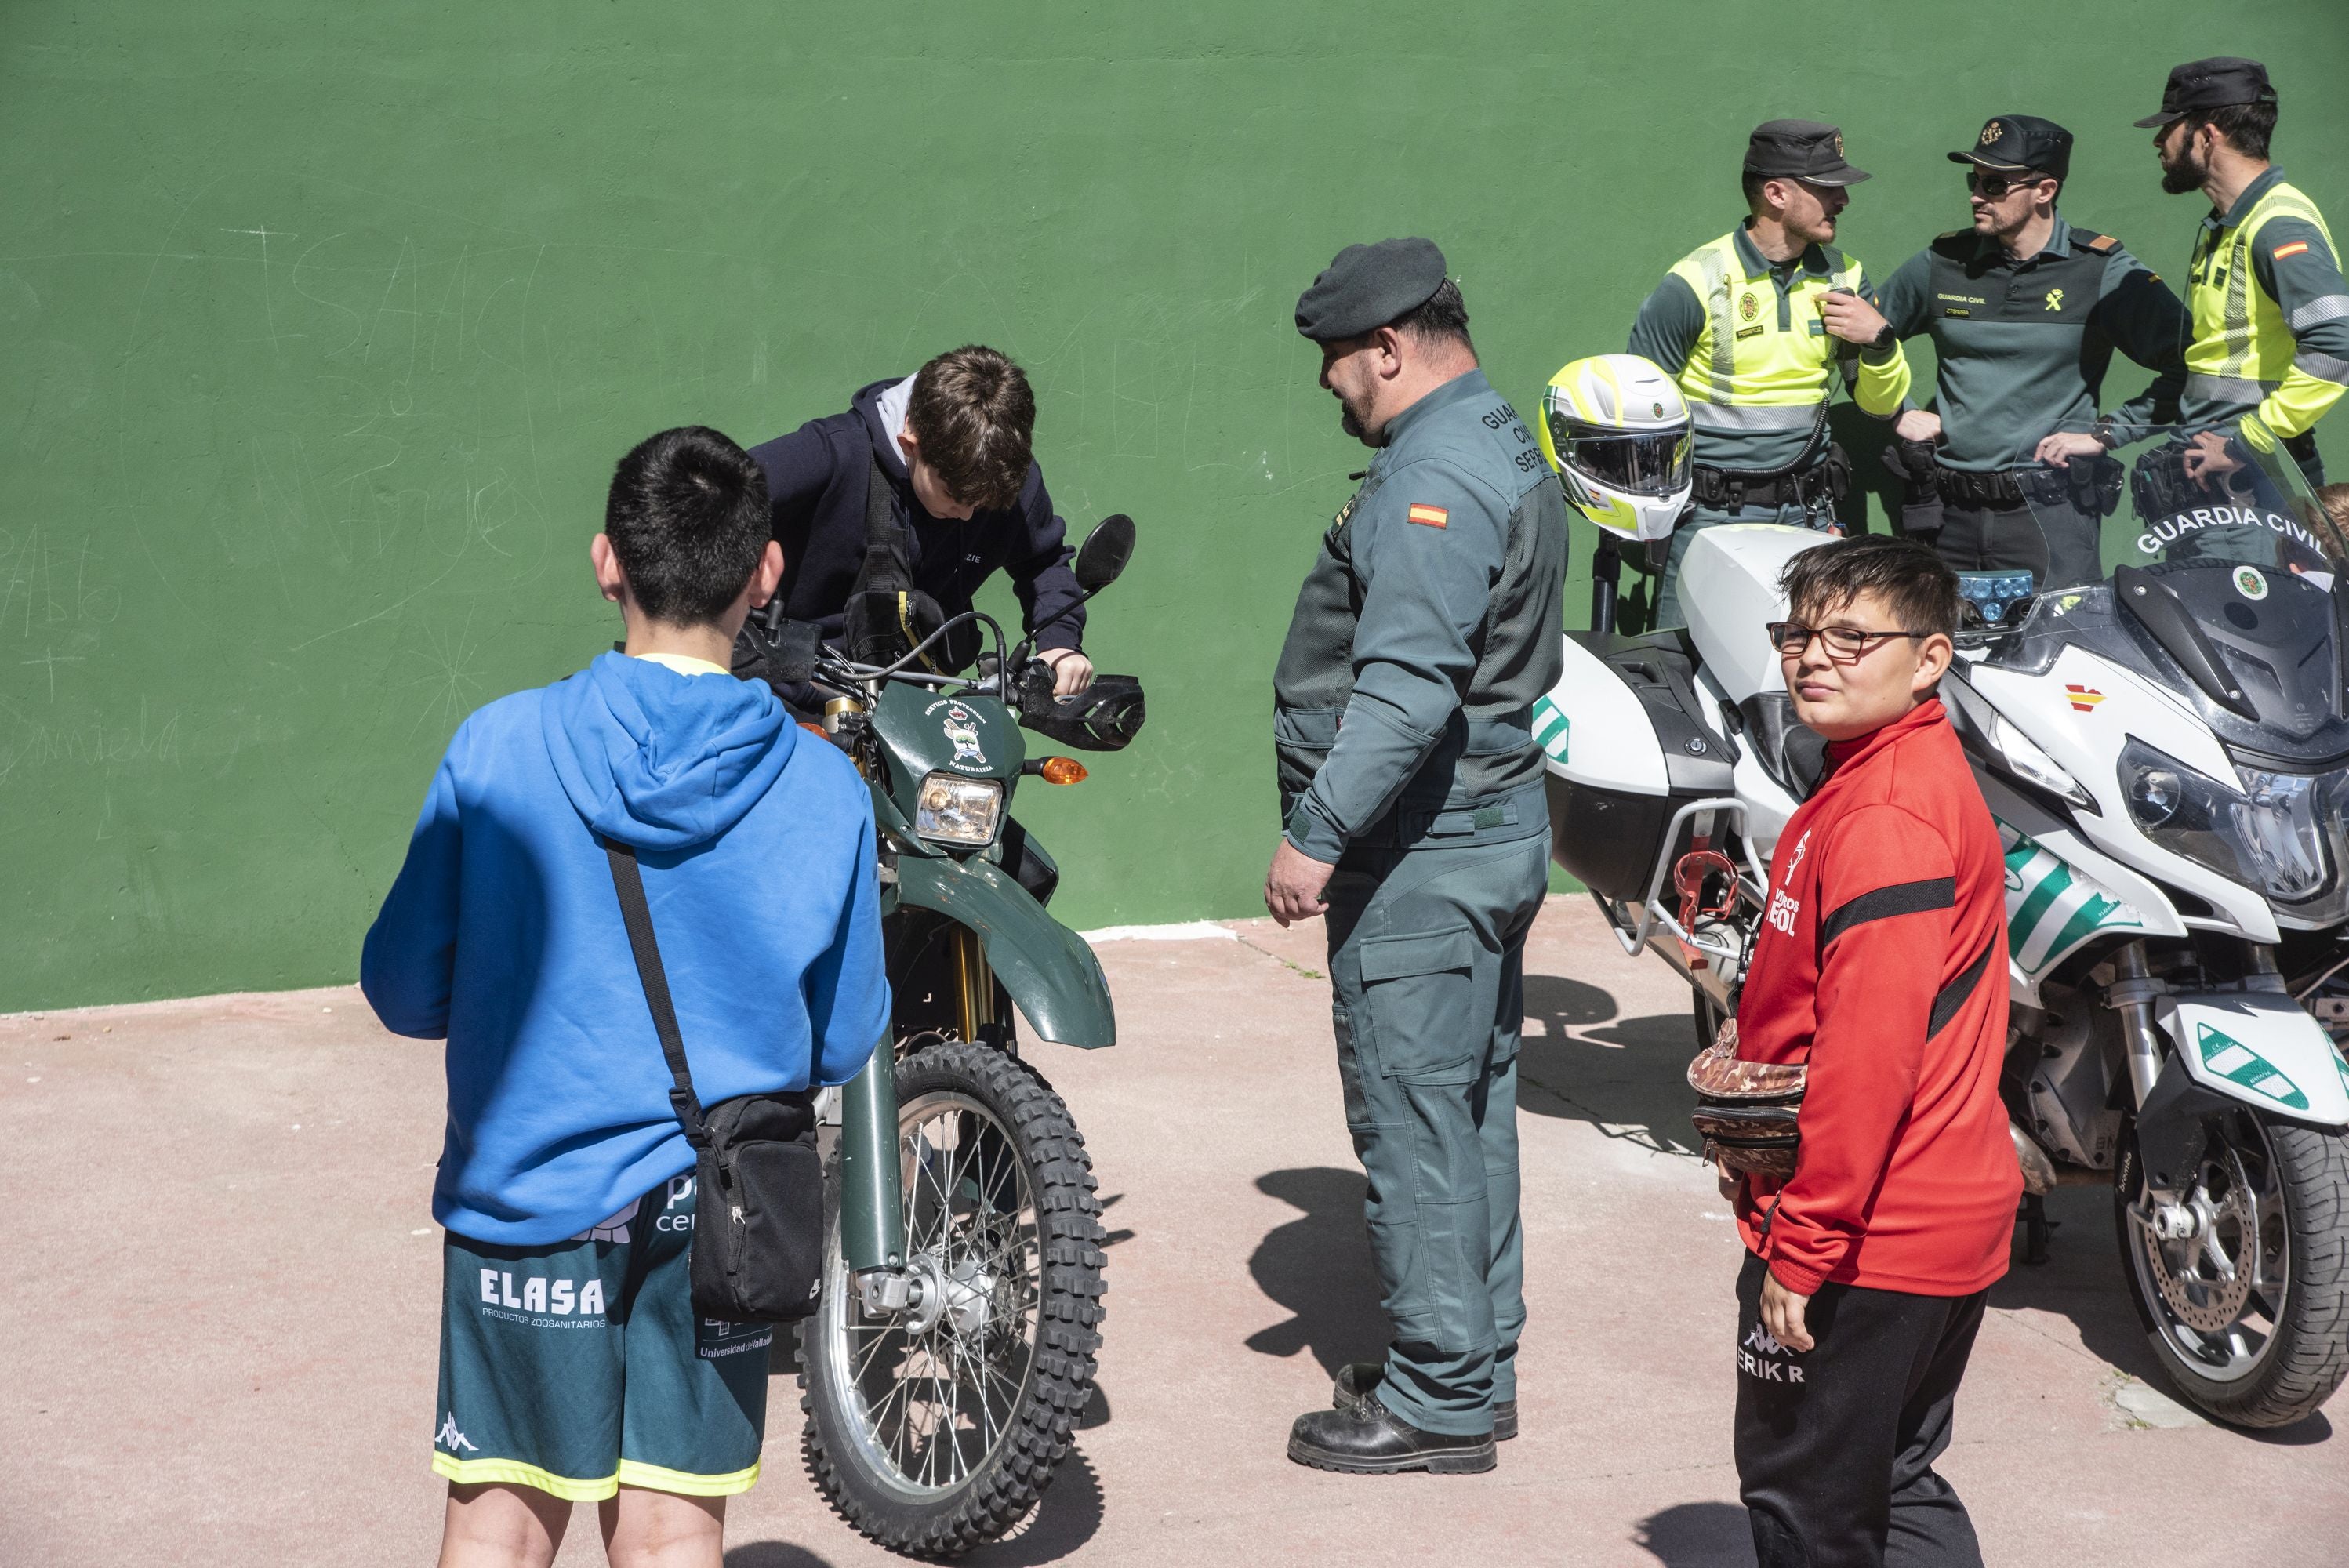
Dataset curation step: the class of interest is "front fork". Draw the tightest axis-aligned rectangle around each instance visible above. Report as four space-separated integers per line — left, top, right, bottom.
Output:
837 924 995 1315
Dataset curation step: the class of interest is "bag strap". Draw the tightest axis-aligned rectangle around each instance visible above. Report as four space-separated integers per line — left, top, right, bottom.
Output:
604 839 711 1149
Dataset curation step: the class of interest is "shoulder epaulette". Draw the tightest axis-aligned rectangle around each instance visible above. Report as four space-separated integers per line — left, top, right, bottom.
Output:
2072 231 2120 255
1934 229 1971 243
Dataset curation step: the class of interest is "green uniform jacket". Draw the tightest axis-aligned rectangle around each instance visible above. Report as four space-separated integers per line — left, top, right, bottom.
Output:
1878 213 2188 472
1273 368 1568 863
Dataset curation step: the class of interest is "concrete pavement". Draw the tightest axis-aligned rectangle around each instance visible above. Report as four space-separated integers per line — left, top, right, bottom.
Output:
3 898 2345 1566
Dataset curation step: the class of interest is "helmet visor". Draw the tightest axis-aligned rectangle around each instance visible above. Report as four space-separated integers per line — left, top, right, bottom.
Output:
1556 426 1692 498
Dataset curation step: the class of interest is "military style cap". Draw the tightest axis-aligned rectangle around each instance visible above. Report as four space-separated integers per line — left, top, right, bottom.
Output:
1294 238 1450 342
2135 57 2276 128
1743 119 1870 186
1948 114 2072 180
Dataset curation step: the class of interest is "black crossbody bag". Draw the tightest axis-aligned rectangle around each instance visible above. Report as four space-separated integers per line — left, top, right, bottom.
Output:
604 840 826 1323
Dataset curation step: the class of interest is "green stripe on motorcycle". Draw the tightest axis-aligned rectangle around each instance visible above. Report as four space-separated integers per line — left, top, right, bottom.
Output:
2008 858 2074 952
2197 1022 2311 1111
1531 698 1570 761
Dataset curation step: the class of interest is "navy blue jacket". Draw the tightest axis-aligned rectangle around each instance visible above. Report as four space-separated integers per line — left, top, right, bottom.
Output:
748 379 1085 657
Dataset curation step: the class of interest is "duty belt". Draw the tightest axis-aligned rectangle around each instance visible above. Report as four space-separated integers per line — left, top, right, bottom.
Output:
1933 465 2028 510
1691 446 1850 512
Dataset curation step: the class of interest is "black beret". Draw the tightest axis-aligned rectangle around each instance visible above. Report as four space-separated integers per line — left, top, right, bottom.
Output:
1294 238 1449 342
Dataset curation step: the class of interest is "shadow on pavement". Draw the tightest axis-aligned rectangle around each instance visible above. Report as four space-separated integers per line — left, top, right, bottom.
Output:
726 1544 836 1567
1243 1167 1388 1378
968 1448 1105 1566
1991 1185 2337 1444
1517 975 1704 1158
1633 1501 1755 1566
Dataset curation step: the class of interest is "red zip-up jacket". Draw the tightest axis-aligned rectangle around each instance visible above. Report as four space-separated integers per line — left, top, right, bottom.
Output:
1734 699 2019 1296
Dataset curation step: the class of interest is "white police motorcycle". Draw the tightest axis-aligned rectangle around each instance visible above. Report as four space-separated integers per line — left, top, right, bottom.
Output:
1538 408 2349 1428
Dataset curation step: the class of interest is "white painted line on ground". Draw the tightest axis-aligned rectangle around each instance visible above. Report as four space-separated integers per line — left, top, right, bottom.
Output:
1081 920 1240 944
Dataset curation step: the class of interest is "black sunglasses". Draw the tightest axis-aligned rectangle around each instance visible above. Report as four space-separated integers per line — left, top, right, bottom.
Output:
1766 622 1933 657
1966 169 2050 200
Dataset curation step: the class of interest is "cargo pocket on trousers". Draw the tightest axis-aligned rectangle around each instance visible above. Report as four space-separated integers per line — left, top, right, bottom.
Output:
1357 924 1479 1084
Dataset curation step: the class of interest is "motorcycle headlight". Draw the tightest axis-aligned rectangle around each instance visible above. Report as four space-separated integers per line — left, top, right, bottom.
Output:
2231 768 2329 902
914 772 1003 847
2117 739 2332 903
1991 713 2094 810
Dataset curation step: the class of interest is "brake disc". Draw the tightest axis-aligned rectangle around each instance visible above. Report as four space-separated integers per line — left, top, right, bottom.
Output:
2143 1146 2259 1334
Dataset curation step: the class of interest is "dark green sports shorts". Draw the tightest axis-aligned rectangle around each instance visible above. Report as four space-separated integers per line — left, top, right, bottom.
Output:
432 1172 772 1501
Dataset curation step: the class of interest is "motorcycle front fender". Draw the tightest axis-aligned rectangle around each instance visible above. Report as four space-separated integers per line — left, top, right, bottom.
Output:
2155 992 2349 1127
895 853 1116 1048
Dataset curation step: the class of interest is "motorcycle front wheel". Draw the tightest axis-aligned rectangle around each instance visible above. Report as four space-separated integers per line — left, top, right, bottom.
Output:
799 1041 1106 1557
2115 1109 2349 1428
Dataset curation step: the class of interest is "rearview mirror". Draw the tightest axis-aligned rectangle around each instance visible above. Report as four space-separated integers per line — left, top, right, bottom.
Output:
1073 514 1135 593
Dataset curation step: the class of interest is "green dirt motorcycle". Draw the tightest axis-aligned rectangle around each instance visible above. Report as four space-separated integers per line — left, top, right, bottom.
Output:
782 516 1145 1556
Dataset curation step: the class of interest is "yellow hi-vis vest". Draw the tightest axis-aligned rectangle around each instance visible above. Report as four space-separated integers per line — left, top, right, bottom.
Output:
2187 178 2338 432
1665 230 1909 444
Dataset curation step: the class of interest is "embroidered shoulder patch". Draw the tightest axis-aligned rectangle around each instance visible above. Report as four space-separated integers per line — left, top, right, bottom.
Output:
2275 241 2312 260
1406 503 1449 528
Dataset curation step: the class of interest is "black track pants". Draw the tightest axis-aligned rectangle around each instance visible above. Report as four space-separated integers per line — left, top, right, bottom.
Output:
1732 1250 1988 1568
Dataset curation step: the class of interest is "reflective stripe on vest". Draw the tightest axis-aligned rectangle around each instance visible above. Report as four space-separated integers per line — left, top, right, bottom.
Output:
1667 231 1862 432
2187 180 2338 404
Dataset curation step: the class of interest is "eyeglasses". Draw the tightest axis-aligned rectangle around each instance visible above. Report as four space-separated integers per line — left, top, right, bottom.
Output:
1966 169 2049 200
1766 622 1933 657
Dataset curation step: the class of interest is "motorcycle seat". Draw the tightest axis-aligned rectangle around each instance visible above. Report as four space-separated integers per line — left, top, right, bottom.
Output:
1735 693 1828 801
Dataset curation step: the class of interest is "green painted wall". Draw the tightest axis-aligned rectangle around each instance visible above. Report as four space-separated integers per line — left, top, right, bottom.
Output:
5 2 2347 1010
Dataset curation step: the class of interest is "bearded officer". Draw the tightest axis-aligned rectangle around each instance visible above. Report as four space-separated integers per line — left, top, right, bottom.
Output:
2143 57 2349 487
1267 238 1567 1475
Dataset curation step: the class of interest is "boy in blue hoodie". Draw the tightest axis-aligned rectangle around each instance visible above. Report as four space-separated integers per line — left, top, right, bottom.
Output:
362 426 889 1568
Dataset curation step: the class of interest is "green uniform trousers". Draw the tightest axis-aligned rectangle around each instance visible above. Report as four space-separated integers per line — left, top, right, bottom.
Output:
1322 832 1552 1436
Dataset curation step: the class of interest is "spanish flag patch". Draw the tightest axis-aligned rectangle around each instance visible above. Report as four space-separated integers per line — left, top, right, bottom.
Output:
2275 241 2312 260
1407 503 1449 528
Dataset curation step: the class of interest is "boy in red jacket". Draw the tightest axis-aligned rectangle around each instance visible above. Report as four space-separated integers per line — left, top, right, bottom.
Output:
1727 535 2017 1568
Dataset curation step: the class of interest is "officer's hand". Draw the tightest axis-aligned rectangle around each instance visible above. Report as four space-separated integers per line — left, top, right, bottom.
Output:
1264 837 1337 927
1893 408 1942 445
2035 431 2105 469
2182 430 2242 485
1817 289 1890 348
1037 648 1095 697
1759 1269 1816 1353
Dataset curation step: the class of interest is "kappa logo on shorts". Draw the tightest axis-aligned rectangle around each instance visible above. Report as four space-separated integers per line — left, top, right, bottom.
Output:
1738 1322 1806 1383
437 1413 480 1453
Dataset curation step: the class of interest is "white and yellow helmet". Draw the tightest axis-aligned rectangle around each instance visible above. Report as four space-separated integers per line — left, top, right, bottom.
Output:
1538 354 1692 542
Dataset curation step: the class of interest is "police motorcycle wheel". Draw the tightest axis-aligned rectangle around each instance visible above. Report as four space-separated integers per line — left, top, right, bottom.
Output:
799 1040 1107 1555
2114 1108 2349 1428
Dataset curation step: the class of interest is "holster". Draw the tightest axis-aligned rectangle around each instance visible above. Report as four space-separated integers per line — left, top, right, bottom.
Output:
1881 437 1944 536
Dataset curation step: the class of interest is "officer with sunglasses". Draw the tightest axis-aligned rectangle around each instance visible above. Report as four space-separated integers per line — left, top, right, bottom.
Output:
1876 116 2187 597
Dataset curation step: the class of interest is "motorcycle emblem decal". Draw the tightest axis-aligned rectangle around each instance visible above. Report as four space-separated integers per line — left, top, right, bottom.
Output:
1531 695 1570 763
1999 825 2144 978
2064 684 2104 713
1739 291 1759 324
2195 1022 2311 1112
2043 287 2064 312
935 702 987 769
2234 565 2269 601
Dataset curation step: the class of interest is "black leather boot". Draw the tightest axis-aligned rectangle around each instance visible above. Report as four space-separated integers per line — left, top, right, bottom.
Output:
1332 1360 1517 1442
1288 1397 1496 1474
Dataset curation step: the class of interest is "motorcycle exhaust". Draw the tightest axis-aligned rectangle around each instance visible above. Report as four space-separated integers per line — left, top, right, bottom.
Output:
2011 1121 2057 1196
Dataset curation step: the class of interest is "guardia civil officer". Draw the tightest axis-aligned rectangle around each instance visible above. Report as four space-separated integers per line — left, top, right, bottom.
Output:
1266 239 1567 1474
2144 58 2349 485
1629 121 1912 627
1877 116 2187 593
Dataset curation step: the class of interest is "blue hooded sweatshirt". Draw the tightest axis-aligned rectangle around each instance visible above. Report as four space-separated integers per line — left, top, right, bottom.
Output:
361 652 889 1246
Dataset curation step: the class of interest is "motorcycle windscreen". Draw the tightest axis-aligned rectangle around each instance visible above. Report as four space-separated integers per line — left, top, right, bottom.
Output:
2010 416 2349 600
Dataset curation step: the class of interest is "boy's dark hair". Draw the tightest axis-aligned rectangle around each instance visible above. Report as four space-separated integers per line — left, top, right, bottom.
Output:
603 426 770 626
906 345 1036 512
1392 278 1476 357
1779 535 1959 639
2191 100 2277 161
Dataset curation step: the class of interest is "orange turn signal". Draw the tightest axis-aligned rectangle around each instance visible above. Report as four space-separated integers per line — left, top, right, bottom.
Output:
1038 756 1088 786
